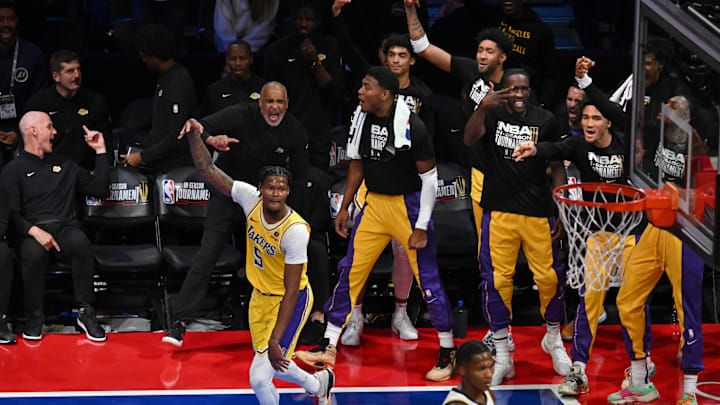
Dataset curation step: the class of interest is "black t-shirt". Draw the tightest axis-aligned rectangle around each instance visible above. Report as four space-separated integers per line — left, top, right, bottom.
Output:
653 135 688 184
480 104 559 217
536 132 627 184
450 56 494 172
198 73 266 116
362 113 434 195
199 103 309 215
25 86 112 170
0 38 47 133
398 76 434 138
1 151 109 235
141 63 196 172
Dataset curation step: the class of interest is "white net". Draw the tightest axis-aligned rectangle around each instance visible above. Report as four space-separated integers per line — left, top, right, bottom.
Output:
554 183 645 296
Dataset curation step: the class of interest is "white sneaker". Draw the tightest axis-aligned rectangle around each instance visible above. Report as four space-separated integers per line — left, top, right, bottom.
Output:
340 311 363 347
541 332 572 376
391 311 418 340
491 356 515 385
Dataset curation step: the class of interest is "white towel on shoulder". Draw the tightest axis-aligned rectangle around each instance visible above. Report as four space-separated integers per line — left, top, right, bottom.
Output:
346 101 412 160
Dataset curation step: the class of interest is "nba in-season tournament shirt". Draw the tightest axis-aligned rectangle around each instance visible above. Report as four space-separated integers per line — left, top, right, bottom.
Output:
535 131 627 184
480 104 558 217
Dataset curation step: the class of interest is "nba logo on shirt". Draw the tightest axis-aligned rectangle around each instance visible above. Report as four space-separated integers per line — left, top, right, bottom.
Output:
163 180 175 204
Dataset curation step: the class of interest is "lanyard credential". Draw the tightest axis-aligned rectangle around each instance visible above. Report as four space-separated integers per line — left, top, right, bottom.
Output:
9 37 19 93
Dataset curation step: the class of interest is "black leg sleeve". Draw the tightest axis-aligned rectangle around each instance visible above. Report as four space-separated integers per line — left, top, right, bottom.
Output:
307 234 329 313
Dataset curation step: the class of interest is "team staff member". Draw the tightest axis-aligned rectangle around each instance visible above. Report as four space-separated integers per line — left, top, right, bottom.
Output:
2 111 109 342
182 120 334 404
198 39 266 116
295 67 456 382
0 2 47 166
464 69 570 385
122 24 196 171
263 0 343 171
162 81 309 347
25 50 111 170
0 183 13 344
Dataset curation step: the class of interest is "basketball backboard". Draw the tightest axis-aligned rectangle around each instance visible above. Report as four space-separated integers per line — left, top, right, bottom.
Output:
629 0 720 266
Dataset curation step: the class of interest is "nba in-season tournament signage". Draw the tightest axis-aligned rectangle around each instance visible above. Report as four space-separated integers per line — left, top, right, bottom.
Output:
86 182 150 206
162 180 211 205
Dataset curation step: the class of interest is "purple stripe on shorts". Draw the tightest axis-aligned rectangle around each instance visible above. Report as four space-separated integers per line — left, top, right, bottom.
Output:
479 210 512 331
279 285 311 355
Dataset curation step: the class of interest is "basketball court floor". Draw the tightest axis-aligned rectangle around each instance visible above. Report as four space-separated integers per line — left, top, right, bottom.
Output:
1 324 718 404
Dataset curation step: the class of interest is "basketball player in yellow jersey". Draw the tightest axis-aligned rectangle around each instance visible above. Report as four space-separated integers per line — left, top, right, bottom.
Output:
181 127 334 405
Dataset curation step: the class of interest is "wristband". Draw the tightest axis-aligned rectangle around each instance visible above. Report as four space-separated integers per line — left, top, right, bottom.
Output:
575 74 592 90
411 34 430 54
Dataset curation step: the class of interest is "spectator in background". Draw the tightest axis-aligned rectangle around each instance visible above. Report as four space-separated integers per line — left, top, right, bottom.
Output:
0 182 13 345
123 25 196 172
198 40 266 117
263 0 343 172
131 0 185 44
558 84 586 139
0 1 47 167
498 0 560 109
25 50 112 170
214 0 279 54
2 112 109 343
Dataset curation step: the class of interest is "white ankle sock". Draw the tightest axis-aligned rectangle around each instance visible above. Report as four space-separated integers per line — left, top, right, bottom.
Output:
494 327 510 359
394 301 407 315
684 374 698 395
630 359 649 387
573 361 586 374
324 323 342 347
438 331 454 348
546 322 561 337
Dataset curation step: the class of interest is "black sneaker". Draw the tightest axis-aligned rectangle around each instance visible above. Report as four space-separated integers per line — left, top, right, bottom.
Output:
77 306 107 342
0 314 16 344
300 319 325 346
162 320 186 347
22 311 44 341
426 346 456 381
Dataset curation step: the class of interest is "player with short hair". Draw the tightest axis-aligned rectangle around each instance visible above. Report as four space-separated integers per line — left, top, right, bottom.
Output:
295 66 456 381
513 58 637 397
464 68 570 385
443 340 495 405
181 125 334 405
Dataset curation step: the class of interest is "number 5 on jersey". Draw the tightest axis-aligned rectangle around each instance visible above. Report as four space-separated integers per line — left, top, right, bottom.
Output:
253 246 264 269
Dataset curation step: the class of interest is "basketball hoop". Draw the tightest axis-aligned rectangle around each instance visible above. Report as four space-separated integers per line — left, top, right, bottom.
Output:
553 182 678 295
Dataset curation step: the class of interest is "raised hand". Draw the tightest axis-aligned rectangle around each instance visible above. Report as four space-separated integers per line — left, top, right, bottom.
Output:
178 118 204 140
300 38 318 65
332 0 351 17
206 134 240 152
83 125 106 153
575 56 595 78
404 0 420 7
512 141 537 161
479 84 514 110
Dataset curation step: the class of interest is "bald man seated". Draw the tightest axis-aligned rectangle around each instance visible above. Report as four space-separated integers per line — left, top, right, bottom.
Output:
0 111 110 342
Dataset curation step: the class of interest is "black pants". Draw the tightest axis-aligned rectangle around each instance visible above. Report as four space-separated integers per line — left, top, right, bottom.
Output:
20 223 94 312
172 191 244 323
0 242 12 314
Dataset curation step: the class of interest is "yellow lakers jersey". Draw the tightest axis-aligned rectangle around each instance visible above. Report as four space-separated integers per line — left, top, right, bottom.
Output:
245 198 310 296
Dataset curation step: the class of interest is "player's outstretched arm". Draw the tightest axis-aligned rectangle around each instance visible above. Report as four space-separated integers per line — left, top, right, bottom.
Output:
185 128 234 197
404 0 452 72
268 263 303 371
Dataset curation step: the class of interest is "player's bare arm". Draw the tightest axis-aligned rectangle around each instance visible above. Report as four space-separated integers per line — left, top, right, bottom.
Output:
464 85 514 146
335 159 364 238
268 262 303 372
404 0 452 72
184 127 234 197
